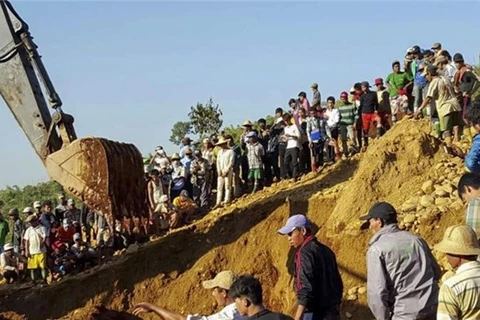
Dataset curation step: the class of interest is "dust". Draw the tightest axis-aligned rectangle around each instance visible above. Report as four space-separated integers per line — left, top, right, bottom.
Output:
0 119 469 320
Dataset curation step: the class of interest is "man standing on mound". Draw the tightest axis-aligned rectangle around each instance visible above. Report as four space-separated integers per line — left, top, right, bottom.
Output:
278 214 343 320
133 270 246 320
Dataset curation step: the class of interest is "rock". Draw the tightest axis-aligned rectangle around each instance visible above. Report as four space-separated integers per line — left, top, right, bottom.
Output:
420 195 435 207
358 286 367 294
405 222 413 228
401 202 417 212
346 294 357 301
403 213 416 224
421 180 435 194
169 271 179 280
435 198 451 206
436 176 445 184
347 287 358 295
447 172 457 181
434 189 449 197
434 163 444 170
442 183 455 194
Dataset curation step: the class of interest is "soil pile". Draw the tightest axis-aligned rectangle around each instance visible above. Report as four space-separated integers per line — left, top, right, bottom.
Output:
0 119 469 320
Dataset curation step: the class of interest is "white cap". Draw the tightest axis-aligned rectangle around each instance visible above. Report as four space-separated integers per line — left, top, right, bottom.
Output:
63 218 71 227
67 199 75 205
3 243 14 251
23 207 33 214
33 201 42 208
73 233 81 241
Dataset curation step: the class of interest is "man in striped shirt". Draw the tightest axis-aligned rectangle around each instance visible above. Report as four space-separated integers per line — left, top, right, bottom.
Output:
336 91 357 157
457 173 480 239
434 225 480 320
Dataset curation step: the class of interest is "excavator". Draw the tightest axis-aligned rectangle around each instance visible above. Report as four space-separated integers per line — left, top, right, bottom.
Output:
0 0 148 236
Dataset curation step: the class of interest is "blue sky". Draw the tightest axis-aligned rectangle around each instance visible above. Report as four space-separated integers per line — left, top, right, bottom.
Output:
0 1 478 188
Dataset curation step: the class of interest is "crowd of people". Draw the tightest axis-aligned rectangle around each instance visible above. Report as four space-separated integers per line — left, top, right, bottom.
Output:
0 195 102 285
144 42 480 232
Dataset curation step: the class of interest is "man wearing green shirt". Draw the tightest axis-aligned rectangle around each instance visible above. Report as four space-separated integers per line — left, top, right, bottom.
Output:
0 211 10 253
386 61 412 98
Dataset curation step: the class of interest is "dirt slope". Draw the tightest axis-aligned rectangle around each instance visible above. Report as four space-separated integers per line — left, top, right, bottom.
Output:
0 119 468 320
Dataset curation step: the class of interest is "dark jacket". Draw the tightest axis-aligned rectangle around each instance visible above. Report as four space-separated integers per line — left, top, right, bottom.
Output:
359 91 378 114
294 236 343 313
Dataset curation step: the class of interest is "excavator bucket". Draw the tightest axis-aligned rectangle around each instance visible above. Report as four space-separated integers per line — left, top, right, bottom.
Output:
45 137 148 223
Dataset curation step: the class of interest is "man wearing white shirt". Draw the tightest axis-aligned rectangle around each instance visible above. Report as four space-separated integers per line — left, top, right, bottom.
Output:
325 97 341 162
282 113 301 181
133 270 246 320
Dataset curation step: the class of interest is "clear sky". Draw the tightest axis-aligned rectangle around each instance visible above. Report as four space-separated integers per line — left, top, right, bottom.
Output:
0 1 478 188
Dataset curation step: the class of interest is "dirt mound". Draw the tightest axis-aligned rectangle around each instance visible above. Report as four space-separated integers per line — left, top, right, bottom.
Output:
0 119 469 320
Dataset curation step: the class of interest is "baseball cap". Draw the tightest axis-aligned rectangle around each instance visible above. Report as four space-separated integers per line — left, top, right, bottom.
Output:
23 207 33 214
67 199 75 205
361 81 371 88
3 243 14 251
25 214 38 223
73 233 81 241
359 202 398 223
33 201 42 208
58 193 66 199
202 270 238 290
412 45 421 54
184 148 193 155
63 218 71 227
278 214 311 235
453 53 464 63
194 149 202 156
246 131 257 138
311 83 318 89
431 42 441 50
374 78 383 86
434 56 447 66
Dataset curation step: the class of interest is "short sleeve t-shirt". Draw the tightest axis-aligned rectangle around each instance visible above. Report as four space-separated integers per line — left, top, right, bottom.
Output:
24 225 47 255
426 76 461 118
386 72 411 97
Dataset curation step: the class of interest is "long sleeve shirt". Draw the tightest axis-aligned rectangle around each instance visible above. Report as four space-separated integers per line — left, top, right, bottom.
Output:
216 149 235 175
367 224 441 320
359 91 379 115
0 252 24 273
325 108 340 129
283 124 301 149
466 134 480 174
311 90 321 108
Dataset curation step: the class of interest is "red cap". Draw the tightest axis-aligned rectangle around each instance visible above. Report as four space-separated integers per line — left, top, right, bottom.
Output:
374 78 383 86
340 91 348 98
397 88 407 96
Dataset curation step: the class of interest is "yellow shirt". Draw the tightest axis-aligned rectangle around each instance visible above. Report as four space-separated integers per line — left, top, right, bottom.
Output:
437 261 480 320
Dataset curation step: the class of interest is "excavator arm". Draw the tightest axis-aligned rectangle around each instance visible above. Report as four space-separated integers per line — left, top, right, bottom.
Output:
0 0 148 232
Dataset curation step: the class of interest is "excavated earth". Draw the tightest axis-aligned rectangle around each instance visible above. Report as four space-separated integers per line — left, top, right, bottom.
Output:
0 119 470 320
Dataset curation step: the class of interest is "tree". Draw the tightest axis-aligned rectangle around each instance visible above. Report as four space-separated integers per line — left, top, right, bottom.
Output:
169 121 192 146
0 181 64 214
188 98 223 137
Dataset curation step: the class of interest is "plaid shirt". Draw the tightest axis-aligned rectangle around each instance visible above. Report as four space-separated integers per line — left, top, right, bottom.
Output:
246 142 264 169
466 198 480 239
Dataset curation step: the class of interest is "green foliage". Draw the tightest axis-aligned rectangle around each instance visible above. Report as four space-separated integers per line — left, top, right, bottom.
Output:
0 181 64 213
222 124 244 145
188 98 223 137
169 121 192 146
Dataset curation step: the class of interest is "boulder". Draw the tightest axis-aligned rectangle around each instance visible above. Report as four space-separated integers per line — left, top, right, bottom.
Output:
434 189 449 197
347 287 358 295
419 195 435 207
346 294 357 301
403 214 416 224
435 198 451 206
421 180 435 194
358 287 367 294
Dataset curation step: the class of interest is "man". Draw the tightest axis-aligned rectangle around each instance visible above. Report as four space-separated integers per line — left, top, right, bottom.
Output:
278 215 343 320
375 78 392 135
56 218 76 247
439 50 457 82
33 201 42 216
360 202 441 320
215 136 235 208
336 91 357 157
358 81 379 150
151 145 171 172
65 199 82 234
306 106 328 171
55 193 68 222
148 169 166 224
434 225 480 319
133 270 245 320
180 137 193 159
182 148 194 174
191 150 211 212
23 214 48 283
325 96 341 162
229 275 292 320
272 107 287 180
411 46 427 113
457 173 480 238
258 118 273 185
171 153 188 199
9 208 24 254
415 65 462 145
0 243 25 284
173 190 198 224
453 53 480 122
0 211 10 254
240 121 254 188
431 42 443 57
310 83 321 109
386 60 413 120
465 99 480 173
246 131 264 193
351 82 364 151
282 113 301 181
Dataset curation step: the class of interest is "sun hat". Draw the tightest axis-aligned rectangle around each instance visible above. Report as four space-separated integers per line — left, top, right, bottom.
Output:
33 201 42 208
215 136 230 146
434 225 480 256
311 83 318 89
242 120 253 127
171 153 181 160
202 270 238 290
3 243 14 251
23 207 33 214
25 214 38 223
278 214 311 235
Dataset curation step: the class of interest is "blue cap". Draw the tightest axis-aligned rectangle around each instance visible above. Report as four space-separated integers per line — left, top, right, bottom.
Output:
246 131 257 138
278 214 310 235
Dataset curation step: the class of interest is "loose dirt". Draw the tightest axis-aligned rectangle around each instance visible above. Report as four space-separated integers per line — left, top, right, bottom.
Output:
0 119 469 320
